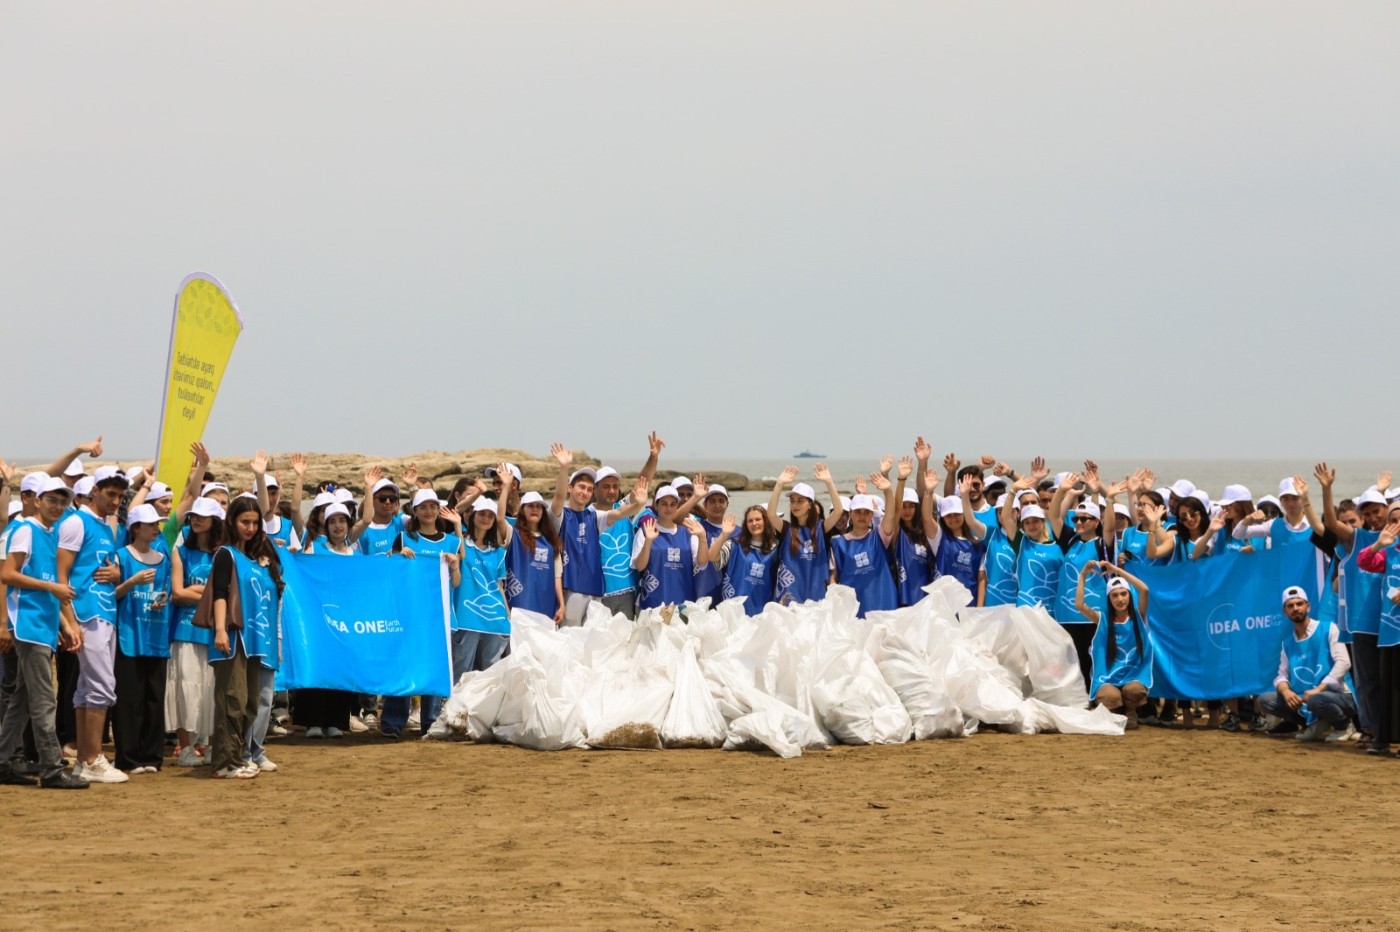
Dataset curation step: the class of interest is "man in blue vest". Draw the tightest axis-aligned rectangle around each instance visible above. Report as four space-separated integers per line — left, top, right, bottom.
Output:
1256 586 1356 742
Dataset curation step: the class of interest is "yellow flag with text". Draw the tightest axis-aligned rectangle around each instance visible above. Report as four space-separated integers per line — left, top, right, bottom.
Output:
154 273 243 507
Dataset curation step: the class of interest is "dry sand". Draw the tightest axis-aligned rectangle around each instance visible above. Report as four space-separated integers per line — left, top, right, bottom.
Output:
7 728 1397 930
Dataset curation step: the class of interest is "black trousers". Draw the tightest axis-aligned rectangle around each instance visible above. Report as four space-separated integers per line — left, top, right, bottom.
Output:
1065 623 1095 692
113 651 167 771
293 689 353 729
55 650 79 746
1376 644 1400 747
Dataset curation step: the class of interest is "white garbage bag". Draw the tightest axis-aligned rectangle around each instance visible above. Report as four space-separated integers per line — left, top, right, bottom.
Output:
1016 698 1125 735
869 625 963 739
662 641 727 748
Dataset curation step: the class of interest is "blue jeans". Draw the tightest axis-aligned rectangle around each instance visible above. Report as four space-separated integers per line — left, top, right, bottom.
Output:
1258 688 1356 729
242 663 276 764
380 694 436 736
453 630 509 680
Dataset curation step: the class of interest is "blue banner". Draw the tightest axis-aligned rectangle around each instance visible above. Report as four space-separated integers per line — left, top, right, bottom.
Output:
1135 549 1290 700
277 553 453 695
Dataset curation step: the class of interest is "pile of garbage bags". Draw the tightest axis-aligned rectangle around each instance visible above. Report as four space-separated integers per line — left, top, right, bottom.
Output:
426 579 1125 758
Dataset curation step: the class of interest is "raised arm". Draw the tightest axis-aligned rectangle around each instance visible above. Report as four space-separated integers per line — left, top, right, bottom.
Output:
45 436 103 478
1074 562 1102 626
767 466 798 535
251 450 270 517
549 443 572 520
349 464 385 543
673 473 705 524
684 517 711 567
707 514 737 564
959 474 986 540
1001 476 1031 540
1099 473 1124 553
1294 475 1323 537
289 454 308 535
1103 561 1149 616
1144 503 1177 560
638 431 664 489
1314 462 1351 546
913 436 932 498
941 453 959 498
1192 511 1226 560
1048 472 1080 539
873 471 898 543
495 462 515 544
816 464 845 533
609 475 650 523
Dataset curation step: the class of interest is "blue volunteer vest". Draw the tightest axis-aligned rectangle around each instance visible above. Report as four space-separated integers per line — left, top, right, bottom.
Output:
1056 535 1105 625
1285 620 1336 723
406 530 461 560
981 527 1018 607
358 514 405 556
638 526 696 610
1378 546 1400 649
775 524 828 605
8 519 63 650
693 518 726 603
831 531 897 618
267 514 296 549
116 547 172 658
1341 529 1382 637
209 547 280 668
559 507 605 596
171 544 214 646
69 509 118 624
455 542 509 634
506 530 559 618
721 542 779 616
892 527 933 607
1118 526 1151 565
935 533 982 595
1090 611 1153 693
599 507 637 595
1015 533 1063 610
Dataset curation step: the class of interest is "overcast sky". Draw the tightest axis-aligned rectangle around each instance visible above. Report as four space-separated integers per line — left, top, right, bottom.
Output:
3 2 1396 464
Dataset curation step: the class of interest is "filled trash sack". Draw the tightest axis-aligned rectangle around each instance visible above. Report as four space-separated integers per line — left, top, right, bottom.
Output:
426 583 1124 755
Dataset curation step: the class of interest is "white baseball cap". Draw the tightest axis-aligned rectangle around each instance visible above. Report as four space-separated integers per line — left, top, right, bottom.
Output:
1219 484 1252 506
1278 478 1300 498
789 482 816 501
63 459 85 478
472 497 497 513
594 466 620 483
1074 502 1102 521
671 475 694 490
333 488 355 504
264 474 280 489
191 497 226 519
1169 479 1196 499
654 485 680 503
839 495 852 512
38 477 72 498
704 484 729 501
20 471 48 495
323 503 351 522
938 496 964 517
485 463 522 482
1019 504 1046 521
124 467 146 484
312 491 336 510
1107 577 1131 592
1388 489 1400 502
127 504 161 526
1113 503 1131 518
849 494 877 512
72 477 96 498
1257 495 1282 512
902 488 920 505
1281 585 1308 604
983 475 1007 490
411 489 440 509
519 491 546 507
236 491 257 501
7 501 22 518
202 482 230 496
93 465 126 485
1051 471 1072 491
148 481 174 502
370 478 399 495
568 467 597 485
1355 490 1388 509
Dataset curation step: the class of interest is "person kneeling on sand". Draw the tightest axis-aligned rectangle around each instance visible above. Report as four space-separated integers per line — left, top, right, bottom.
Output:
1256 587 1357 743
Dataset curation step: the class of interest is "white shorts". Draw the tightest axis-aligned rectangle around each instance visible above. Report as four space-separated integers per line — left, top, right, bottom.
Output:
74 619 117 709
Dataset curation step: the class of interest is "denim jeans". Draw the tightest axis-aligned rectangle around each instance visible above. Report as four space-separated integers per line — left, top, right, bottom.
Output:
1258 688 1356 729
242 663 276 764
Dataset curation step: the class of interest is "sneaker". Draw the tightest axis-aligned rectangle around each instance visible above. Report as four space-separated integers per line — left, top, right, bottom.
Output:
1254 714 1283 734
212 765 256 779
1326 723 1358 743
1295 720 1332 742
269 724 289 737
305 726 325 739
406 710 421 730
0 763 37 786
61 744 78 761
361 713 378 730
325 727 344 739
176 746 205 768
1221 713 1242 733
380 726 401 740
273 709 291 726
348 716 369 734
40 769 89 789
76 756 129 784
255 758 278 773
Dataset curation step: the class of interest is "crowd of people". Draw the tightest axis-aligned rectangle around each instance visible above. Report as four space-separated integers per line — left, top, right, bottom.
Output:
2 433 1397 787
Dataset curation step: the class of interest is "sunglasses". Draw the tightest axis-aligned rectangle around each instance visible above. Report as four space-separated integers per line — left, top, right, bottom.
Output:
1073 515 1095 523
375 494 399 503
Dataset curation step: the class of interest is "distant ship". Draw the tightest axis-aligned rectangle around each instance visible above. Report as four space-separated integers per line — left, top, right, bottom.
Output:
793 449 825 458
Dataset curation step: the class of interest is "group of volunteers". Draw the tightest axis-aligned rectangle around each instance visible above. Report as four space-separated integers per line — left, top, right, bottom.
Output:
2 432 1398 787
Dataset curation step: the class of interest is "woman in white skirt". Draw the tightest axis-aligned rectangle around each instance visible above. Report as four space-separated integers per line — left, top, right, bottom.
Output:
166 496 224 767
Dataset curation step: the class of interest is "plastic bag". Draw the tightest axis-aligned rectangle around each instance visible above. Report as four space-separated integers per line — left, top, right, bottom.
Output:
723 709 802 759
426 665 506 741
811 629 912 746
869 625 963 740
583 664 674 750
662 641 727 748
1010 606 1090 709
1015 698 1124 736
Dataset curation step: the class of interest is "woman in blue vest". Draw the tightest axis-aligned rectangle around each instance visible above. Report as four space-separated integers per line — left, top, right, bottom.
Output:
455 498 511 677
501 490 564 624
1048 469 1117 691
112 505 172 774
1077 560 1152 729
1356 506 1400 755
208 496 284 779
766 464 845 606
831 466 901 618
168 496 223 767
631 485 710 611
979 487 1036 607
891 485 933 607
999 470 1063 613
297 503 369 738
920 472 986 599
710 506 780 616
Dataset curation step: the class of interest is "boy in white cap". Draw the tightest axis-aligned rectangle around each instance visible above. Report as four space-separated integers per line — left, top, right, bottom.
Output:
592 432 666 620
549 444 648 625
1256 587 1356 741
57 464 130 783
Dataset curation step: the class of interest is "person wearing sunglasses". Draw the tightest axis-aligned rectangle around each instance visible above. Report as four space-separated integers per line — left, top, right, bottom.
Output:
1047 464 1117 692
351 466 407 556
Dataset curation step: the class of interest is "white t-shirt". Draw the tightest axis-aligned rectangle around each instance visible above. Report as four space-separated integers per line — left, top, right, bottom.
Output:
58 505 107 552
5 521 34 558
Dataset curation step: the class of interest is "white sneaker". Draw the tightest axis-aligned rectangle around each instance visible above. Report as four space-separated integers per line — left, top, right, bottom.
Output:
325 727 344 739
1326 723 1358 743
407 710 421 729
361 712 378 730
348 716 368 734
77 756 129 784
255 758 278 773
305 726 325 739
176 747 204 768
270 724 289 737
1295 719 1332 742
213 765 256 779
